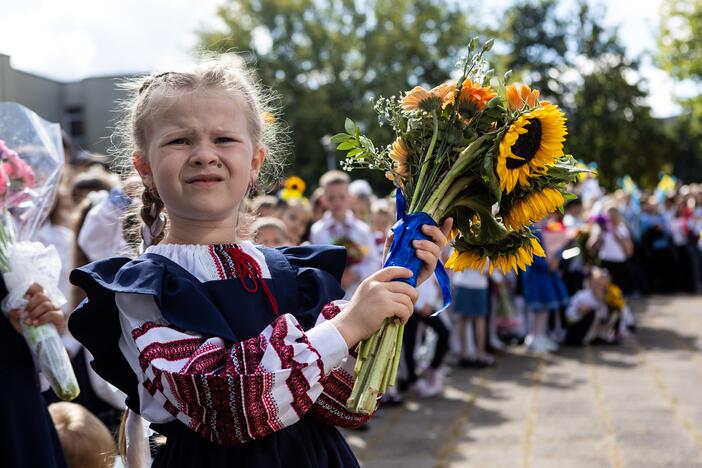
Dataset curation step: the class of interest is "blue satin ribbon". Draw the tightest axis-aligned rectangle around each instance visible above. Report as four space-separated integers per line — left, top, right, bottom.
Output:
384 190 452 313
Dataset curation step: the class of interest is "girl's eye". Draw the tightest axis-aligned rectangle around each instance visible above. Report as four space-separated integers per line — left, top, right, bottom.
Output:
215 137 237 144
168 138 188 145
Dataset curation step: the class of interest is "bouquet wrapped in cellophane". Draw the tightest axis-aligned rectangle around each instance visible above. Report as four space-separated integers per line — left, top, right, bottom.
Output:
0 102 79 401
333 39 583 414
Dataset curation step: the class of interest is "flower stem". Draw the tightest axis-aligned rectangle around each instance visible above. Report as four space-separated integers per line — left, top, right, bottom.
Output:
409 111 439 213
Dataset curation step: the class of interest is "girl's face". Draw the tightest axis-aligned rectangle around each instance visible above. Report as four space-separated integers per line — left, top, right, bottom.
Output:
135 88 265 233
280 205 310 242
255 225 289 248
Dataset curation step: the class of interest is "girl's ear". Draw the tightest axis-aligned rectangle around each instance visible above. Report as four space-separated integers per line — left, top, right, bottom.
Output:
132 151 154 188
249 146 266 181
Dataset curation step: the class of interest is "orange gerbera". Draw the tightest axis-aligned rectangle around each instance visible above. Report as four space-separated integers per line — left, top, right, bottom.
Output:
506 84 541 110
389 137 410 177
431 83 456 107
457 79 498 111
401 86 437 112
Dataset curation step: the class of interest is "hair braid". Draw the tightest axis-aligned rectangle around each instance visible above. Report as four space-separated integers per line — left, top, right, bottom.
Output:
139 188 166 247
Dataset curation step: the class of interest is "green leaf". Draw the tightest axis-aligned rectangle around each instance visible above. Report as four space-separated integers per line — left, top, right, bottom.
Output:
337 141 357 151
344 118 356 135
480 154 502 203
330 133 349 143
347 148 363 157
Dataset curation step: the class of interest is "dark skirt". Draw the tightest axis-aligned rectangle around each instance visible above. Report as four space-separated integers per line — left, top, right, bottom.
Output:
0 316 68 468
152 417 359 468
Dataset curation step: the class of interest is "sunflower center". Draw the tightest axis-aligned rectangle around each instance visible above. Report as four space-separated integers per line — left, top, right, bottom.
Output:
507 118 542 169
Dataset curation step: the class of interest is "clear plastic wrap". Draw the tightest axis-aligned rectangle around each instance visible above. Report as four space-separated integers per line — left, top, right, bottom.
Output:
0 102 79 401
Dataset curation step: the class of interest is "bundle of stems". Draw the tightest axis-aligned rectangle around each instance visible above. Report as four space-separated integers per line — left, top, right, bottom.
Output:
346 318 403 413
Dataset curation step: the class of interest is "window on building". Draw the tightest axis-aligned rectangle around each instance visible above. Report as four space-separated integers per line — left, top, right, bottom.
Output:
64 105 85 148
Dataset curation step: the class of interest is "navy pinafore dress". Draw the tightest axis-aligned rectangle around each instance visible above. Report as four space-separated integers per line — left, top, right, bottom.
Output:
69 244 360 468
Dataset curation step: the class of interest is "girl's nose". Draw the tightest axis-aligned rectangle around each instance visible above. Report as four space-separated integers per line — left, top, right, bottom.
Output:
190 144 222 167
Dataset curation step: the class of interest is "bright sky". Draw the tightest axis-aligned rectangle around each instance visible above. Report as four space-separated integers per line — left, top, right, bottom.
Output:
0 0 696 117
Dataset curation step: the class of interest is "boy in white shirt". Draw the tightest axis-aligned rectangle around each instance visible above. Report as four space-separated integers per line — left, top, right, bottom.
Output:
310 171 380 298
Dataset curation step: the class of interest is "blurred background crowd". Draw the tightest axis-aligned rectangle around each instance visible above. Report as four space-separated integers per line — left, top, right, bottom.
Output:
35 131 702 466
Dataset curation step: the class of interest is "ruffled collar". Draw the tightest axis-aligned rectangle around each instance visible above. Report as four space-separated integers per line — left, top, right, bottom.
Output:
144 241 270 282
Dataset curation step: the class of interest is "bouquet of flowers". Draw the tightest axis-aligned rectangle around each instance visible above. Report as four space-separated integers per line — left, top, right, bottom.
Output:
333 236 368 267
333 39 582 413
605 284 625 311
0 102 79 401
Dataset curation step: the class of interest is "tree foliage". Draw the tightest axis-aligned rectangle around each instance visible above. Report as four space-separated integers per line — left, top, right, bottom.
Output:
658 0 702 181
199 0 479 192
198 0 686 191
496 0 570 101
500 0 670 189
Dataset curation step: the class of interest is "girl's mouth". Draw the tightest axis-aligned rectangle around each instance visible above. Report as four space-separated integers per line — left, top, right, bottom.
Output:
185 174 224 186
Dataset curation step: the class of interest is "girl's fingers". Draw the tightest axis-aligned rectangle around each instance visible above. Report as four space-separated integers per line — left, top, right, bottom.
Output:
34 310 66 332
26 302 55 322
373 266 413 282
415 248 438 269
441 218 454 237
413 239 441 257
383 281 418 302
421 219 453 248
25 292 50 312
24 283 44 297
389 293 414 324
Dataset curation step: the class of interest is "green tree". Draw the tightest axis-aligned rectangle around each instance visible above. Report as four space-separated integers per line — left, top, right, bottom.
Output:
497 0 570 101
566 1 670 189
658 0 702 181
199 0 480 192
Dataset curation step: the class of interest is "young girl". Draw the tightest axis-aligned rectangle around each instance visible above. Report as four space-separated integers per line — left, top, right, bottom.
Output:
68 55 450 467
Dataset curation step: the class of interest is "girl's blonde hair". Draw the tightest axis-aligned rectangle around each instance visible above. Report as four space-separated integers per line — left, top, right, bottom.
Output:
112 53 287 250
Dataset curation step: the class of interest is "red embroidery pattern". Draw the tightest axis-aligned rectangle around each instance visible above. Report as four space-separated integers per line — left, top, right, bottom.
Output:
208 244 280 316
136 315 326 446
309 367 371 428
131 321 165 340
321 302 342 321
268 317 315 419
138 337 204 372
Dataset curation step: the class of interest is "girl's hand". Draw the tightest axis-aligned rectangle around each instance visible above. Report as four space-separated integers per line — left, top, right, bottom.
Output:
8 283 66 334
413 218 453 286
381 218 453 287
330 267 419 348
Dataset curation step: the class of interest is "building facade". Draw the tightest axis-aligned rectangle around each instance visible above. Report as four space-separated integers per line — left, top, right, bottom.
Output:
0 53 135 157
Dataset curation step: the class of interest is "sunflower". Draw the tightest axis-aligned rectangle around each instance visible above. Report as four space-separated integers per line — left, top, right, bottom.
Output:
503 187 565 231
447 236 546 274
505 84 541 110
284 175 306 194
389 137 410 177
446 249 487 272
496 104 567 193
401 86 440 112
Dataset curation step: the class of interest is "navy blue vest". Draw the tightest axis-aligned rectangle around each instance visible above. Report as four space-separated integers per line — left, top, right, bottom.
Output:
69 244 363 467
